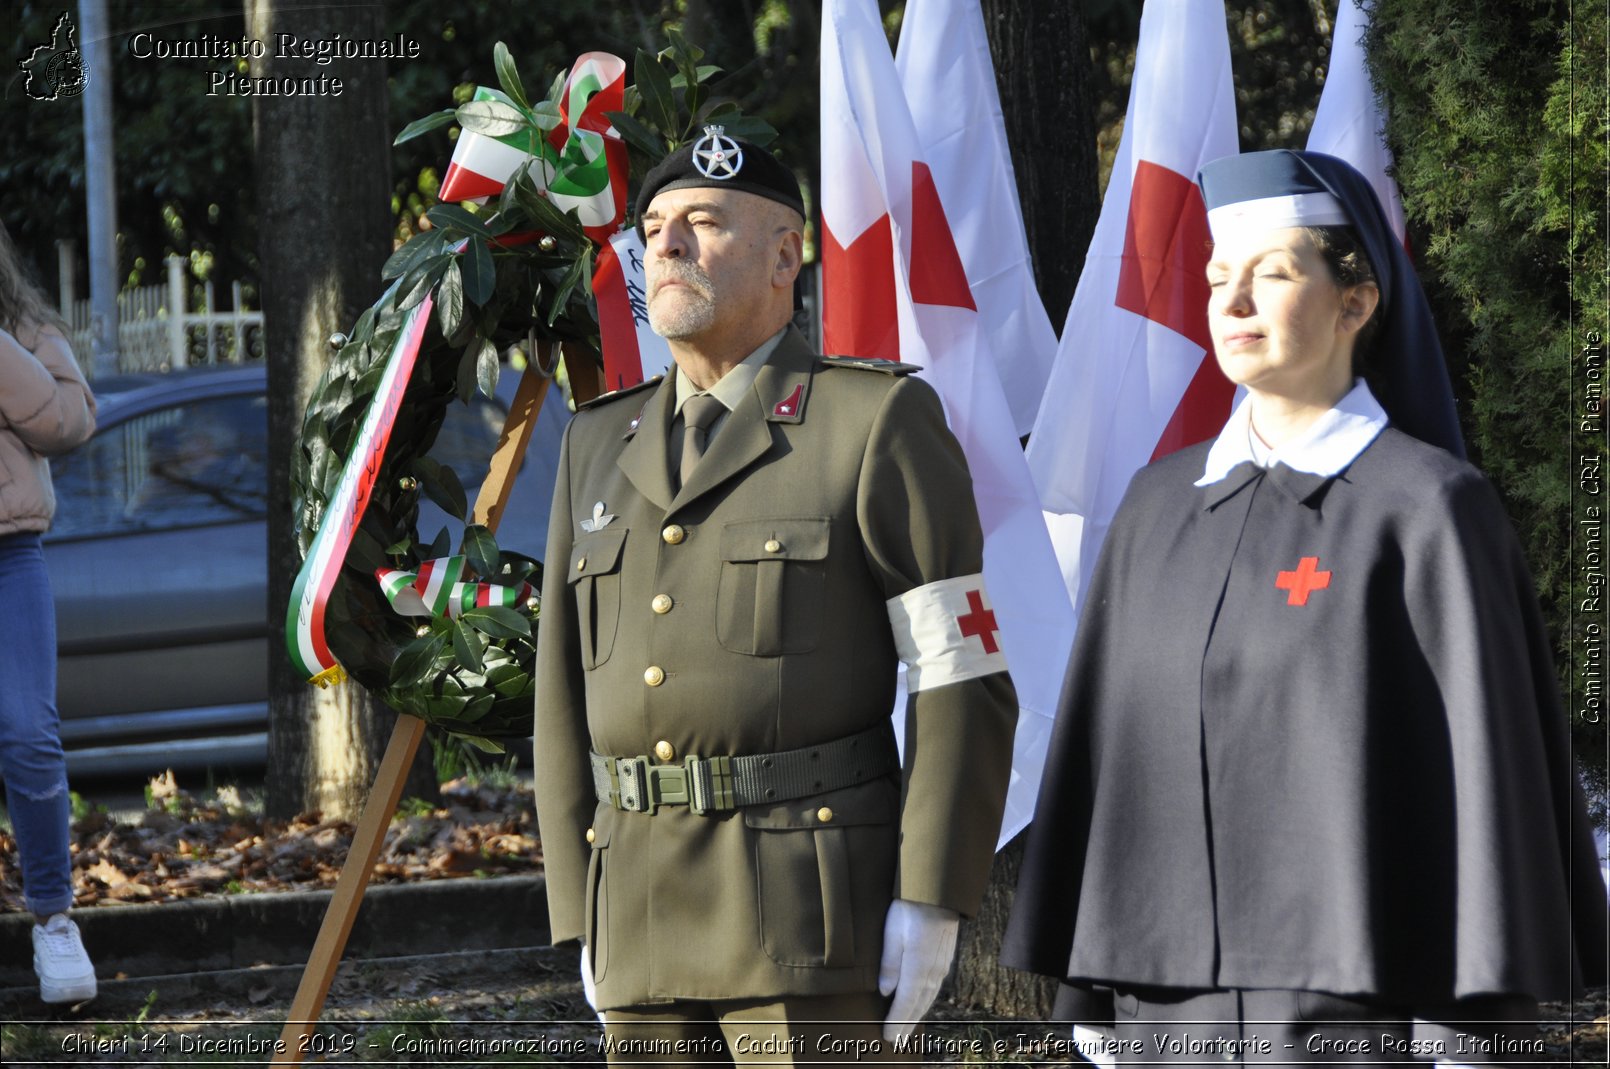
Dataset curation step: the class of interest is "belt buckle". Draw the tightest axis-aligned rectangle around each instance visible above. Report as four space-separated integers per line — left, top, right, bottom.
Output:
616 757 649 812
686 755 734 814
647 762 689 812
618 754 736 815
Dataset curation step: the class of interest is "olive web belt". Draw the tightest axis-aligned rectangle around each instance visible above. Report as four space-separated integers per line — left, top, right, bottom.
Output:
589 722 898 815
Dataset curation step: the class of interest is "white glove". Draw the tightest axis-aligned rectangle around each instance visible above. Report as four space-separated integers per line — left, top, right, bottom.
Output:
877 898 960 1042
580 948 605 1026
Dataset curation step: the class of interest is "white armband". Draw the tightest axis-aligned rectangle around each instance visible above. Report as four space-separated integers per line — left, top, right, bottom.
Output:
885 574 1008 692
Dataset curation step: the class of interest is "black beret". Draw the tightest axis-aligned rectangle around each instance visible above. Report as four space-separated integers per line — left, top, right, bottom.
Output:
635 126 805 231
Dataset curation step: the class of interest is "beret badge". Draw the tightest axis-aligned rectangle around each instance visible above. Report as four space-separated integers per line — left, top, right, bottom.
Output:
692 125 744 180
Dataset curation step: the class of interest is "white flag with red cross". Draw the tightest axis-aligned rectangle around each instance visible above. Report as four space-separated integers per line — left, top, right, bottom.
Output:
1306 0 1408 247
894 0 1059 437
820 0 1078 847
1024 0 1239 613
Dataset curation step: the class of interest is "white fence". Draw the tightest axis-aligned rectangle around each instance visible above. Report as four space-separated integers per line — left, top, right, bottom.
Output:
62 254 263 377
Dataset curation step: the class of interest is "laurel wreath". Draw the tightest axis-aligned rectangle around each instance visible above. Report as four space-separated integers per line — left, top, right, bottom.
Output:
289 34 776 751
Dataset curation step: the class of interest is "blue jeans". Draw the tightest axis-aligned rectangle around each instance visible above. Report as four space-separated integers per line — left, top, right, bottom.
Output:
0 532 73 916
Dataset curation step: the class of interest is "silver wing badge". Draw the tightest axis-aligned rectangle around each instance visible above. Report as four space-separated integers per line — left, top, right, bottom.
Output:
579 501 616 532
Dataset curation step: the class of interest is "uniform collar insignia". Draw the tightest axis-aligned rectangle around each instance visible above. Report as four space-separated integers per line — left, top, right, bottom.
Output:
758 331 815 424
772 384 804 418
580 501 616 532
625 401 649 438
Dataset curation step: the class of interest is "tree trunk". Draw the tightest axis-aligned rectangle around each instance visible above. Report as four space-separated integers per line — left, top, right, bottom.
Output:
948 0 1102 1019
248 0 434 821
980 0 1100 329
951 833 1055 1017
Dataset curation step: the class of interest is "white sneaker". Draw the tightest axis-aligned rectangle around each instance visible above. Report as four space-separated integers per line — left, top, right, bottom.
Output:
32 913 97 1004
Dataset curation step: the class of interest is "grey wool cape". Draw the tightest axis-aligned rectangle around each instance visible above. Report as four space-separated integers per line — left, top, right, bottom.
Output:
1002 427 1607 1006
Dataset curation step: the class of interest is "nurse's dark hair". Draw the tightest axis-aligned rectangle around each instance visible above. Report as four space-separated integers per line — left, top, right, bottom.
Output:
1305 225 1381 377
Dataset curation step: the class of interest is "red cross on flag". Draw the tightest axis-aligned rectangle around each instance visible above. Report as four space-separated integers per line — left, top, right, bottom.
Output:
821 0 1078 846
894 0 1059 437
1024 0 1239 613
1306 0 1409 248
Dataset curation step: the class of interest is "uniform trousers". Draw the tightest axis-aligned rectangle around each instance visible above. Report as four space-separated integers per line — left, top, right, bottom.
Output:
602 992 917 1066
1053 984 1539 1068
0 532 74 917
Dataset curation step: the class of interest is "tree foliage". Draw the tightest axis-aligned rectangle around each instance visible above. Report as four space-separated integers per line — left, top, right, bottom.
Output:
1368 0 1604 802
5 1 257 301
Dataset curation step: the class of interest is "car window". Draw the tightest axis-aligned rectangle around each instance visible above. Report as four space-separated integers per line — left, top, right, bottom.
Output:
436 395 514 492
50 394 268 539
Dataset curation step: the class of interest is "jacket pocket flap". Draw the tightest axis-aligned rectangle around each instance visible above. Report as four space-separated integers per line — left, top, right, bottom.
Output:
743 778 897 830
568 528 628 582
720 518 830 562
588 804 616 848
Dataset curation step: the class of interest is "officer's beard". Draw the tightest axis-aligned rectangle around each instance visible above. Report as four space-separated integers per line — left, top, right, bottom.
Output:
646 260 716 339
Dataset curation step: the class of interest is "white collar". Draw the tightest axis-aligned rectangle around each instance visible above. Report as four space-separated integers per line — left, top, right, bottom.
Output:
1195 380 1388 487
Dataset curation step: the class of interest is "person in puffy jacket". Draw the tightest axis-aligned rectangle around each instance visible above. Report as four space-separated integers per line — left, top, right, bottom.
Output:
0 220 97 1004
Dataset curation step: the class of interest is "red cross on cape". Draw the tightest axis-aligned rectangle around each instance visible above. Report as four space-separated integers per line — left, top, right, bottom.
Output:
1276 556 1333 606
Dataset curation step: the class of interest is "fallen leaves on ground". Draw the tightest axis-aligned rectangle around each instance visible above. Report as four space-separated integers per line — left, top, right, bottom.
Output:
0 778 539 911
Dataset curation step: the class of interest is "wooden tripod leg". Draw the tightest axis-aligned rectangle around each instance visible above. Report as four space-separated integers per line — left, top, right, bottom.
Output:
273 363 554 1063
274 714 426 1062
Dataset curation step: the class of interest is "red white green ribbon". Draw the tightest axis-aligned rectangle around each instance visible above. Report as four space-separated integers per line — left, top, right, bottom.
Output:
376 556 535 619
438 52 628 242
284 293 434 686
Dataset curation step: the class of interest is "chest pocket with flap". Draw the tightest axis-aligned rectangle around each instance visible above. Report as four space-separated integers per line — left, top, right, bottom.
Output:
568 527 627 669
717 518 829 656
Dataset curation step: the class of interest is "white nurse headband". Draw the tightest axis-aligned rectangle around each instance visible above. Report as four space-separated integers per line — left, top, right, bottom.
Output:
1207 192 1350 243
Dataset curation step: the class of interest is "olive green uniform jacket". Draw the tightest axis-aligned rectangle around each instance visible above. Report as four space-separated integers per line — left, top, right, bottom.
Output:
533 328 1017 1009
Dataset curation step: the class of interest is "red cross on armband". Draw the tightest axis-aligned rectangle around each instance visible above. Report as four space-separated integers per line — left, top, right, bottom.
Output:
1276 556 1332 606
956 590 1000 654
885 575 1009 691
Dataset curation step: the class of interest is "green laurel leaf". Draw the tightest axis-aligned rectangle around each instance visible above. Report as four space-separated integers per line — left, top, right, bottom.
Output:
456 98 528 138
492 42 529 112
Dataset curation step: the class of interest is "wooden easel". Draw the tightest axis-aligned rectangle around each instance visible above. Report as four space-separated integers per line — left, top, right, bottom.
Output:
273 347 607 1064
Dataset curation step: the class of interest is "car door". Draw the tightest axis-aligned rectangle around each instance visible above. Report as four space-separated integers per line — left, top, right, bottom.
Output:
46 387 270 737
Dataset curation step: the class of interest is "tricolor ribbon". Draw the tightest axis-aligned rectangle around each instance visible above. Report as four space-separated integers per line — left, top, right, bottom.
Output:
439 52 628 243
285 291 435 687
594 229 674 391
376 556 536 620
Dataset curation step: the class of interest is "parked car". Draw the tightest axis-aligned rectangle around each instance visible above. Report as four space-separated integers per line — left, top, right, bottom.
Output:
45 363 568 779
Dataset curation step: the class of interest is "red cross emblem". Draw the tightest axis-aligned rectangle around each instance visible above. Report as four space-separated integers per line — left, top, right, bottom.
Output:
956 589 1001 654
1276 556 1332 606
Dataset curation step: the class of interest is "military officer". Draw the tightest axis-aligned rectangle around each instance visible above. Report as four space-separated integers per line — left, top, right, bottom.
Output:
532 129 1018 1064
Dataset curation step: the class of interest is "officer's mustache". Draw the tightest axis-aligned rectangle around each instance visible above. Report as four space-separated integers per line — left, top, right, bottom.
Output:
648 260 714 300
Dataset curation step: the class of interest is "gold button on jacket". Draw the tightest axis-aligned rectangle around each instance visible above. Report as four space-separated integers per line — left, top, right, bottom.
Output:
533 328 1016 1011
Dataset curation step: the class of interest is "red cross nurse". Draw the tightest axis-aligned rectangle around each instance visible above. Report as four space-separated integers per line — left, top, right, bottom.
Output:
1001 150 1606 1066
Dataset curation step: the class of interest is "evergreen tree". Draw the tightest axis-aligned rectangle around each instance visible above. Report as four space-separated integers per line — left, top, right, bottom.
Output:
1369 0 1606 809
